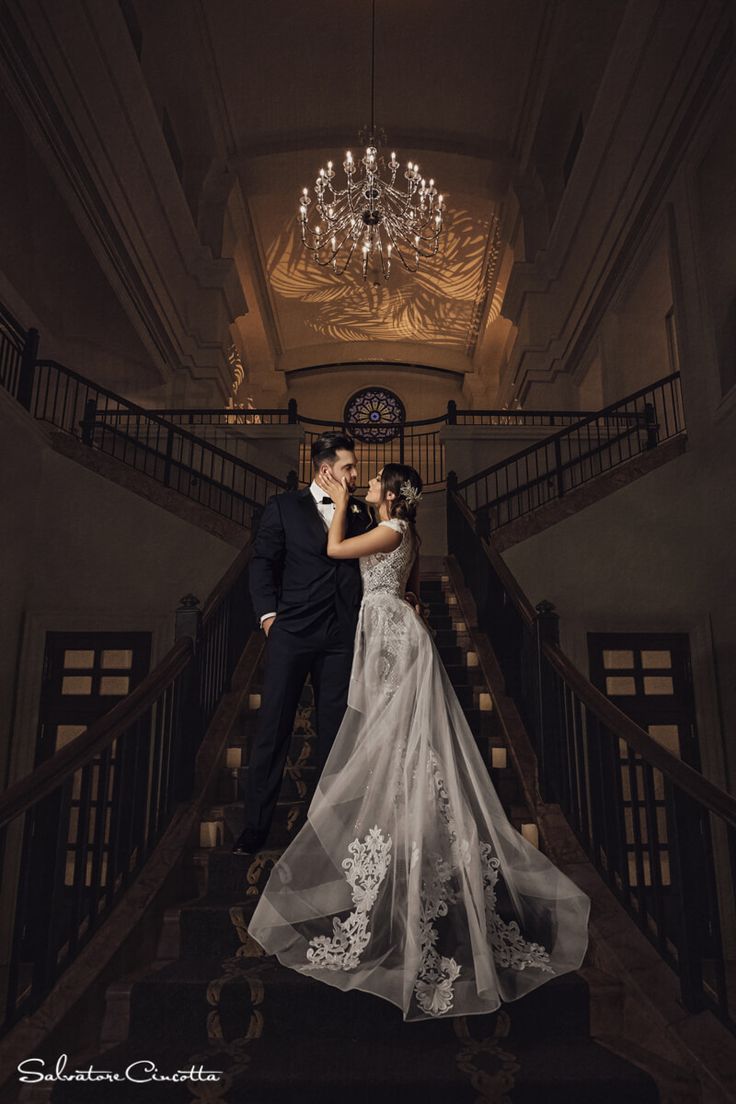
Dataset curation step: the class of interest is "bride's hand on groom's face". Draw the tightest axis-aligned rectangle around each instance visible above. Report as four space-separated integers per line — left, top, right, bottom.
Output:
317 468 349 506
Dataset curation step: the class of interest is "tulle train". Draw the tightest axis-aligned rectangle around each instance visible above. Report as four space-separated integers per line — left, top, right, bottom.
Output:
247 593 591 1021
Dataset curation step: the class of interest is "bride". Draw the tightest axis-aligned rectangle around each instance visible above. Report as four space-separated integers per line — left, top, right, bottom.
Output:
246 463 591 1021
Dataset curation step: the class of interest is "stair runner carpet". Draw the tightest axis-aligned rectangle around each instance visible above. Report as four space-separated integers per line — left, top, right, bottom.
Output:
48 577 659 1104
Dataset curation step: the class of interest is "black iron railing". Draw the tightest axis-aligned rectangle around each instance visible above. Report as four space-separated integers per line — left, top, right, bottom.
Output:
297 413 448 489
0 542 257 1036
29 357 290 527
448 489 736 1035
455 373 685 524
146 403 298 427
451 408 598 427
0 305 35 403
142 400 666 495
0 306 685 517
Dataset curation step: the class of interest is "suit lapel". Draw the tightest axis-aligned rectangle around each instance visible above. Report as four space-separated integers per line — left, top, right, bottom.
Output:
298 487 329 547
347 498 376 534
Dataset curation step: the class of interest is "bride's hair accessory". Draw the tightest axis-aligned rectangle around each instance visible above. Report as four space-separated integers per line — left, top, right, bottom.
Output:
400 479 423 505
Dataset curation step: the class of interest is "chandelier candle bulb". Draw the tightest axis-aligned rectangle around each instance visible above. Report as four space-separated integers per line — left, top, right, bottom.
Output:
298 135 443 279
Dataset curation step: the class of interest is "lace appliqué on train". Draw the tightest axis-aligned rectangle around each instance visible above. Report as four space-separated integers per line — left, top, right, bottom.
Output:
414 855 462 1017
304 826 392 971
422 750 553 1001
480 842 555 973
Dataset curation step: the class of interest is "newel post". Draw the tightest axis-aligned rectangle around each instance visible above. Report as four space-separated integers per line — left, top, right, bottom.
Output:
175 593 202 651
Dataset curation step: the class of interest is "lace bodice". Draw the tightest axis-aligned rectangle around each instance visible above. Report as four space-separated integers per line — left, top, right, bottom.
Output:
360 519 415 599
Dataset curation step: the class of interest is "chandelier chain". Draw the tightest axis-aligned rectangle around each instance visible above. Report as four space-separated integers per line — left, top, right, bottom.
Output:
297 0 445 282
370 0 375 138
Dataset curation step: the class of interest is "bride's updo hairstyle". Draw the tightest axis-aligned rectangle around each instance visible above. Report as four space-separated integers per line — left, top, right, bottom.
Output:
380 464 423 526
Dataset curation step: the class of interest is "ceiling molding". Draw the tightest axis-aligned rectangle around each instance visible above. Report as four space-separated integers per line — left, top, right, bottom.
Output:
285 360 465 385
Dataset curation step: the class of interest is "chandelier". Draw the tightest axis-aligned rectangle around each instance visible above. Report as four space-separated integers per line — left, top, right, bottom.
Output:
297 0 445 282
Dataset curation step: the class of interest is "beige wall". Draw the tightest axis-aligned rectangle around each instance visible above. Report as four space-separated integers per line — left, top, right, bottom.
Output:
0 391 237 790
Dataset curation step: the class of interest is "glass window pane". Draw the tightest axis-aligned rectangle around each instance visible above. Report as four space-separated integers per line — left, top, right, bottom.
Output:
64 649 94 669
100 676 130 695
656 807 668 842
653 768 664 801
648 723 681 756
101 649 133 669
55 724 87 750
643 676 674 695
64 855 77 887
62 675 92 695
628 852 654 887
603 649 634 668
641 650 671 669
660 851 671 886
606 675 636 695
621 764 644 800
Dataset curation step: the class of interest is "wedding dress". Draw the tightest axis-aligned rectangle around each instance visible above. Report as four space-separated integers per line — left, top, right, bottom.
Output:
247 518 591 1021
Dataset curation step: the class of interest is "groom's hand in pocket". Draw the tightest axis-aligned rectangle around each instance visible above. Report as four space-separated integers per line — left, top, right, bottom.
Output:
262 615 276 636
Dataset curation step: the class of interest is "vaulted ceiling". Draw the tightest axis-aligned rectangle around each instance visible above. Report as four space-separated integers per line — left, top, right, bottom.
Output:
135 0 627 389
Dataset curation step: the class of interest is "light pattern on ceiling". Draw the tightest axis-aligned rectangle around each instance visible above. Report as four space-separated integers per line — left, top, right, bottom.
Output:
266 206 492 347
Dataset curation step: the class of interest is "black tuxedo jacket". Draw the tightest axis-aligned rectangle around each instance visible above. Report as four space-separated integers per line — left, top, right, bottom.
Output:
249 487 376 642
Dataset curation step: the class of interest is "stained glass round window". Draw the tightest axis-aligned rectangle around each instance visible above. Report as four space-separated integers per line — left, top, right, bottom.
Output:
343 388 406 442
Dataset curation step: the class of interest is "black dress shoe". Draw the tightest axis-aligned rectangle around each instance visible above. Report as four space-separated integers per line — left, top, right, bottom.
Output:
232 827 267 855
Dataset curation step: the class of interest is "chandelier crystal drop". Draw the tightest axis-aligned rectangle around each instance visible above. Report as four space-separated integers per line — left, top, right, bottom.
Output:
297 0 445 282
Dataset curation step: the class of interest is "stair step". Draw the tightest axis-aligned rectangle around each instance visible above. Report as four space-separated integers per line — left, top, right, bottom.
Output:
235 1033 659 1104
124 954 591 1046
50 1001 657 1104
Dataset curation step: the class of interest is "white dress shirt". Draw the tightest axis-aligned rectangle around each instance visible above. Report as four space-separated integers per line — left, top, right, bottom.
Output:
259 480 336 627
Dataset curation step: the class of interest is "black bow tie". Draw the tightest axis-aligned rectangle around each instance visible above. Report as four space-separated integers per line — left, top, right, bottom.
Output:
320 497 334 505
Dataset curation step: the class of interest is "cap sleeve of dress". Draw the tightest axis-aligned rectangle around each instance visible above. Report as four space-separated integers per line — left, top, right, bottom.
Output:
379 518 407 532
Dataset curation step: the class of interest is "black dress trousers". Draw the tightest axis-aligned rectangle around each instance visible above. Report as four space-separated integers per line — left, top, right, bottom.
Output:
242 607 354 837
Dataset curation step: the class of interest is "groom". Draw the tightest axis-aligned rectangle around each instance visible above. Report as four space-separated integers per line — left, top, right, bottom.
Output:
233 432 375 855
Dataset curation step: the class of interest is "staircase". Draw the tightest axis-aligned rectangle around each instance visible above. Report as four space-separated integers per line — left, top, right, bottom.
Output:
43 577 665 1104
453 371 686 550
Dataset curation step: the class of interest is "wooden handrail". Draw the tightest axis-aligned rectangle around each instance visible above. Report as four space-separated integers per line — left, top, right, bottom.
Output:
451 492 537 624
35 359 289 489
449 489 736 830
456 372 680 490
0 639 191 828
297 413 449 430
0 541 254 829
543 639 736 828
0 302 25 343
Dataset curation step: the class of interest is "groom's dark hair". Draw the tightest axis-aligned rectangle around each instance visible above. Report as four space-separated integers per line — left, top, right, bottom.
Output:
311 431 355 470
